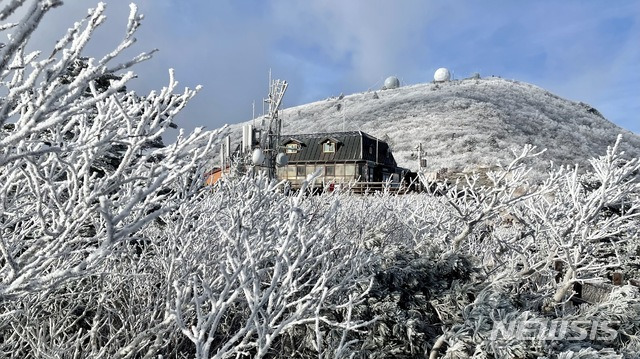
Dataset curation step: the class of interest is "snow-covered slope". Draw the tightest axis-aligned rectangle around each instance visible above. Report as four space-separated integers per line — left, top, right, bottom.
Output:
225 77 640 175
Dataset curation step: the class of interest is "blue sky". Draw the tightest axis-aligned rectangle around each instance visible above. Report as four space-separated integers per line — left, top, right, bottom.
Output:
25 1 640 134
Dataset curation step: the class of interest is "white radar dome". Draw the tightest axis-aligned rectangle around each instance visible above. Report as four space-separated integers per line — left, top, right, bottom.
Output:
252 148 265 165
434 68 451 82
383 76 400 89
276 152 289 166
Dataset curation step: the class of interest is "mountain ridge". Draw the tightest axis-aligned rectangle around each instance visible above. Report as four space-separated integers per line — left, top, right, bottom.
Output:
222 77 640 176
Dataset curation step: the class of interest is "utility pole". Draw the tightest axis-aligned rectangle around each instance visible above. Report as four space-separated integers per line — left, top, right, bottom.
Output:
417 143 427 169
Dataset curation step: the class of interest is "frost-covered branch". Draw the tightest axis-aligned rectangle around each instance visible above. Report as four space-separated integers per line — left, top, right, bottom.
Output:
0 1 218 299
167 174 375 358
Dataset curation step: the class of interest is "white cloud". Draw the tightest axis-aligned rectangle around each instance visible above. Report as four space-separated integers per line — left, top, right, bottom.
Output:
269 0 437 87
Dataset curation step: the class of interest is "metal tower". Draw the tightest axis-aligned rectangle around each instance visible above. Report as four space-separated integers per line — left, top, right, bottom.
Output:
259 72 288 179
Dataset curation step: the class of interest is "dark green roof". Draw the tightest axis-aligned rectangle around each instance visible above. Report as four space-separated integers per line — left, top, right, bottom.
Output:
281 131 397 167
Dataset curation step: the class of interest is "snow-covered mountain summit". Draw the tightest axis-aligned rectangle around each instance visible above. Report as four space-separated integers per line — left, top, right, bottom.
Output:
228 77 640 175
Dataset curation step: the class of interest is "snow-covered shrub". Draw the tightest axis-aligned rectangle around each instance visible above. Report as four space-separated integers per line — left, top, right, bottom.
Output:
418 137 640 358
164 174 377 358
518 136 640 305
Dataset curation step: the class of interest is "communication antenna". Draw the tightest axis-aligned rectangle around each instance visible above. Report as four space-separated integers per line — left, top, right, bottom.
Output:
257 71 288 179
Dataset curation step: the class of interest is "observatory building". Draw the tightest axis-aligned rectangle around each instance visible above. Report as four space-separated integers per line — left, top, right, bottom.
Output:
434 68 451 82
277 131 406 190
206 130 417 192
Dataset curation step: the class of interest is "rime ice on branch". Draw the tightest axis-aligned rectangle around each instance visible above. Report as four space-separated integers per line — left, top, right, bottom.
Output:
0 1 218 299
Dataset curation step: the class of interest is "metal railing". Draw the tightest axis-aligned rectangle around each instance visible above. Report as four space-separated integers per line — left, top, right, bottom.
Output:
291 180 422 195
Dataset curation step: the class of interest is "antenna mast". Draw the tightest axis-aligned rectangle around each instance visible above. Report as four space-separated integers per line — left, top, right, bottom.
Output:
259 73 288 179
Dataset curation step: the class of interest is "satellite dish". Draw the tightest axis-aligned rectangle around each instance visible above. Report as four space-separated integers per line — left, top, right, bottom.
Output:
383 76 400 89
276 152 289 166
434 68 451 82
252 148 265 165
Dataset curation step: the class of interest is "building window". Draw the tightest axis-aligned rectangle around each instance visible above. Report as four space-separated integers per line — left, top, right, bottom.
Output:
323 142 336 153
369 146 373 155
296 165 306 177
286 165 296 178
325 165 335 176
345 164 355 177
306 165 316 176
335 164 344 176
286 143 299 153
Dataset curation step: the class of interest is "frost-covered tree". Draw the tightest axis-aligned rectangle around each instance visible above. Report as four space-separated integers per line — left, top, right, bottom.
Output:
0 1 217 299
